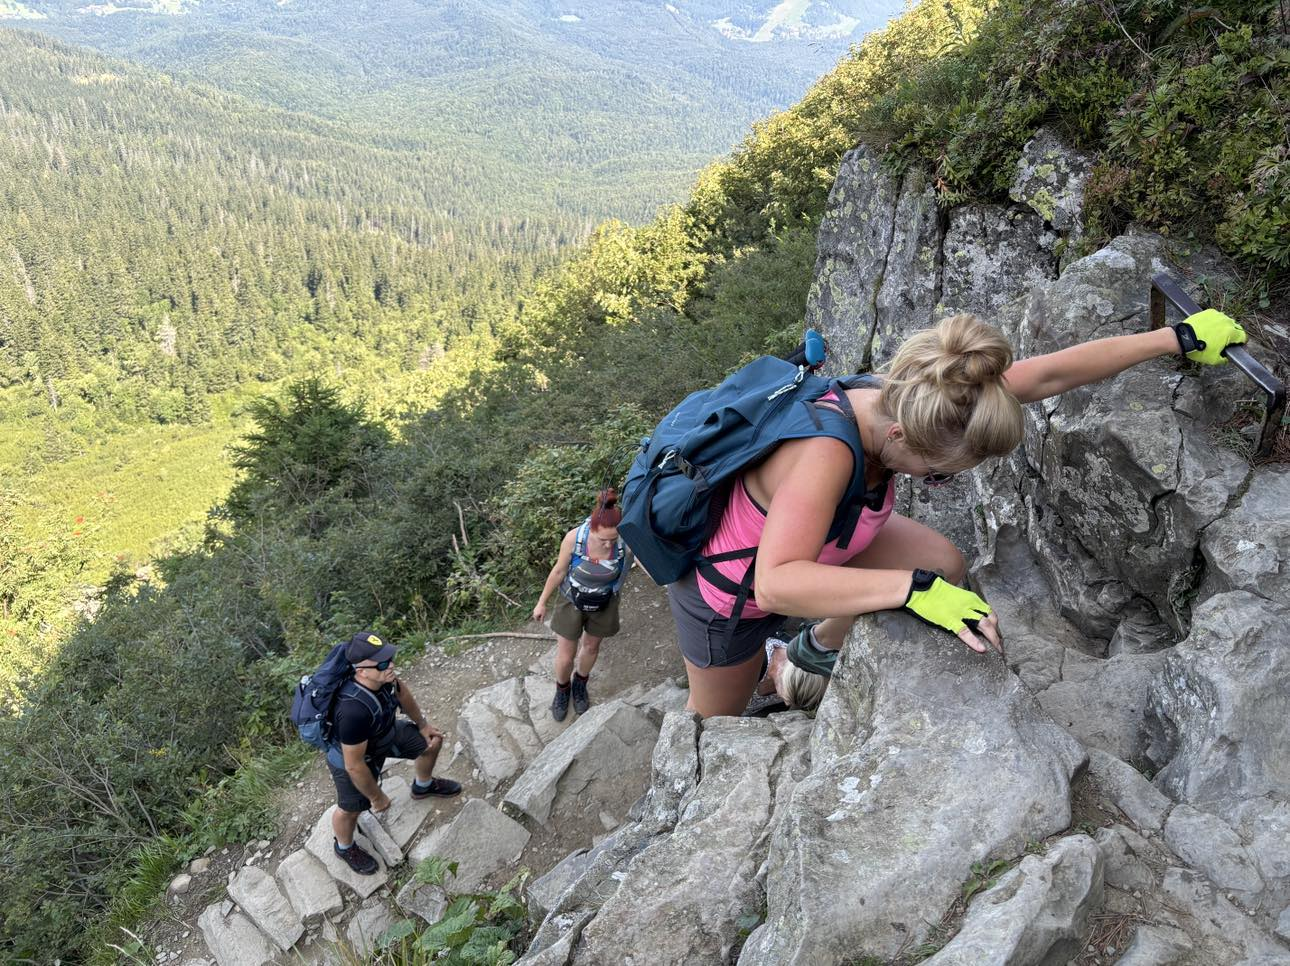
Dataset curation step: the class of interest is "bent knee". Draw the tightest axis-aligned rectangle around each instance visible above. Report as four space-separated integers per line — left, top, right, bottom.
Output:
940 544 967 585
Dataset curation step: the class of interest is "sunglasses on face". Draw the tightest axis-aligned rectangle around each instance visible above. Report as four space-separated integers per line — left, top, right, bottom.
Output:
356 659 393 671
921 470 956 488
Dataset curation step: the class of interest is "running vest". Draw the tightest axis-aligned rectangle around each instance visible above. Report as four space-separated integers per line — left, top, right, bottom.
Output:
560 519 627 612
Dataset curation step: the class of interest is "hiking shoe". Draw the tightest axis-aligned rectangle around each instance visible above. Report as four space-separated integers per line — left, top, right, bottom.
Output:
410 777 462 800
551 684 571 721
785 623 837 678
333 839 379 875
571 675 590 715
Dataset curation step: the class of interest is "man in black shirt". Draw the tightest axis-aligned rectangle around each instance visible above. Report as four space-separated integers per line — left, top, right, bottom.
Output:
329 631 462 875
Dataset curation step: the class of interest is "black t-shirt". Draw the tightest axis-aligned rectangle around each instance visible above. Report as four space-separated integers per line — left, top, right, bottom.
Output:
333 680 400 747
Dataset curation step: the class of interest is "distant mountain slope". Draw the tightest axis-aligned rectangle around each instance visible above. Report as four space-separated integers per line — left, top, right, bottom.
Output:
6 0 904 222
0 28 572 422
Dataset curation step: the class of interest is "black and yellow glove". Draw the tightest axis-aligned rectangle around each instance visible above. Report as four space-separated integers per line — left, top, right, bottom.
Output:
902 569 991 635
1172 308 1246 366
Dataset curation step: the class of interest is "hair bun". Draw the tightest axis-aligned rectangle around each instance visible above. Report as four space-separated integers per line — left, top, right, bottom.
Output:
599 487 618 510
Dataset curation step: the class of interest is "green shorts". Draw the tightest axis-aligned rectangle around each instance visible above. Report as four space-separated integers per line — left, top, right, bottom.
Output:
551 591 621 640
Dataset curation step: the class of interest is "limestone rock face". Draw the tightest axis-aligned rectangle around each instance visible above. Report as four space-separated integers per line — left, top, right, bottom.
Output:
939 203 1058 322
805 145 901 373
1198 467 1290 601
742 613 1085 963
524 712 807 965
575 717 788 965
1009 126 1096 237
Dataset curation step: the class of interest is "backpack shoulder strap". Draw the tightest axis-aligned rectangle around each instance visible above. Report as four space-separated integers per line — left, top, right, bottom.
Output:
337 680 381 724
573 519 591 560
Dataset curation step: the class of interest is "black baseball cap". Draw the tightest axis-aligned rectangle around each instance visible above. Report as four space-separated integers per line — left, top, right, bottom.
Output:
346 631 397 666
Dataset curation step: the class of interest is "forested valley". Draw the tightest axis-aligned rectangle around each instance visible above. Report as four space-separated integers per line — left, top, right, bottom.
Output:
1 0 1286 961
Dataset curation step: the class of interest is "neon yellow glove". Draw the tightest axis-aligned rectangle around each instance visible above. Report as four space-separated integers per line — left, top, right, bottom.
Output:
902 570 991 635
1172 308 1246 365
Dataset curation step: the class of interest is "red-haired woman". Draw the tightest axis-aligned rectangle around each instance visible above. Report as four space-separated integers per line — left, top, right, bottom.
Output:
532 489 635 720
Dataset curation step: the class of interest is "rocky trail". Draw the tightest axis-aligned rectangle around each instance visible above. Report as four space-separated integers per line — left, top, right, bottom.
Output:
147 579 686 965
150 126 1290 966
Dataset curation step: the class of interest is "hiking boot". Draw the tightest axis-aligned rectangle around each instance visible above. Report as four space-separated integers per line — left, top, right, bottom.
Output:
410 777 462 800
571 675 590 715
333 839 379 876
551 684 571 721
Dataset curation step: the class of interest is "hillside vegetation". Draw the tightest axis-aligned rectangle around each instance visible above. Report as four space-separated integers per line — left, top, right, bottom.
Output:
2 0 1286 961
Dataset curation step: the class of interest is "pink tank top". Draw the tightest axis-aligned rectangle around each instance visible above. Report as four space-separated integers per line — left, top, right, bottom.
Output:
697 478 894 618
697 396 895 618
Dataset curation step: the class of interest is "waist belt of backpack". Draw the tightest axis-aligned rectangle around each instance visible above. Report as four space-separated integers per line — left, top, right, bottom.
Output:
696 548 759 647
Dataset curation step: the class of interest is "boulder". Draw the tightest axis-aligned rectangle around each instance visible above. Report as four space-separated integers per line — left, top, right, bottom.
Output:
1163 805 1263 898
409 797 530 894
1114 923 1193 966
528 847 592 923
1086 749 1172 832
227 866 304 952
197 905 277 966
503 699 659 829
742 610 1086 963
1149 593 1290 822
922 835 1103 965
1160 868 1288 962
275 849 343 924
620 678 689 721
1037 649 1166 763
459 677 545 789
516 910 595 966
1093 825 1157 893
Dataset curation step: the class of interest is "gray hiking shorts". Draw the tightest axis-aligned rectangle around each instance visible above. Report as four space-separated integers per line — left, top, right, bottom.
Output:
667 570 785 669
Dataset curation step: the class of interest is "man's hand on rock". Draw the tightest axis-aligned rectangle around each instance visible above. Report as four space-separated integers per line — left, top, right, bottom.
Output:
370 791 392 815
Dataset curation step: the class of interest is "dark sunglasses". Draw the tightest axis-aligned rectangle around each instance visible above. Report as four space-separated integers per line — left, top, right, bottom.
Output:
921 470 956 488
356 659 393 671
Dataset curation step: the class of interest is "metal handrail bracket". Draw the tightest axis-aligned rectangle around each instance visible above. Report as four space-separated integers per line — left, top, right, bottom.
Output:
1149 272 1286 458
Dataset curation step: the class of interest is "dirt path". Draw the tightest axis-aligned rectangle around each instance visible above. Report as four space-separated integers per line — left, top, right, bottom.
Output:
151 578 684 961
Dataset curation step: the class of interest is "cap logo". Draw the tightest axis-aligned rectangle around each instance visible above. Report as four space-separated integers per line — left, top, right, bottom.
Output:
367 634 382 646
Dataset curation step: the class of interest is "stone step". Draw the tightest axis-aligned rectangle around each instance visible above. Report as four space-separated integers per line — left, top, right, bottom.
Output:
197 903 276 966
305 807 389 898
275 849 343 924
357 808 403 868
227 865 304 952
409 797 530 893
346 900 399 958
371 774 438 848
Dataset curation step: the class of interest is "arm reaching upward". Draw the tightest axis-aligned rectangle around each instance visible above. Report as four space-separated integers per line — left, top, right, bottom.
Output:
1004 309 1247 404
